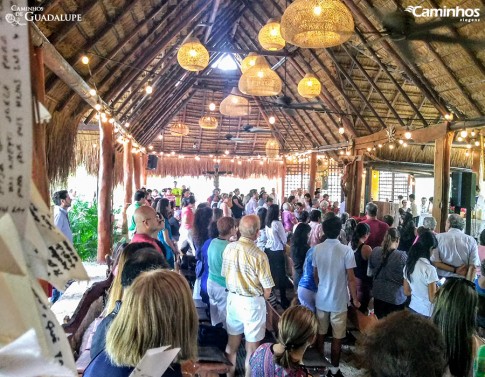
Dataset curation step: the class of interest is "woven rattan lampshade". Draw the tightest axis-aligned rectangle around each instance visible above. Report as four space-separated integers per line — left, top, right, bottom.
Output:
265 138 280 158
170 122 189 137
177 37 210 72
199 116 218 130
298 73 321 98
280 0 354 48
241 53 259 74
238 56 282 97
258 19 285 51
220 88 251 117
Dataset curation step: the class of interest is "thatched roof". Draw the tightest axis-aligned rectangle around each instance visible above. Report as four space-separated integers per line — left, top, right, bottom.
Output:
36 0 485 181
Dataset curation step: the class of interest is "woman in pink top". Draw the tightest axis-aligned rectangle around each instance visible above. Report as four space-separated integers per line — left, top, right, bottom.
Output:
308 209 324 247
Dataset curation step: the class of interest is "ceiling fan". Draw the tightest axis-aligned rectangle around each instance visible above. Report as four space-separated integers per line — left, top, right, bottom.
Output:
242 124 272 133
224 133 252 143
364 7 485 62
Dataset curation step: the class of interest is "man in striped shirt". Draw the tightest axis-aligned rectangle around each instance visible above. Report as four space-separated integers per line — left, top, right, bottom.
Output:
222 214 274 377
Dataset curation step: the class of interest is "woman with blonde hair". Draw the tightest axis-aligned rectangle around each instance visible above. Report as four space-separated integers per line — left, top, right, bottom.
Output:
249 305 318 376
84 270 198 376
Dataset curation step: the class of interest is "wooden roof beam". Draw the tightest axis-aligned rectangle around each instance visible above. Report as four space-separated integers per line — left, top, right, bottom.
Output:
341 0 449 116
57 2 176 114
105 0 212 107
340 44 407 128
324 48 388 130
118 3 242 122
353 29 429 127
306 49 374 134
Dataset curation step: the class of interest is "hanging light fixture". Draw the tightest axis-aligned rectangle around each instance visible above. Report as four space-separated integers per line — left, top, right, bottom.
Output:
338 127 345 135
170 122 189 137
238 56 282 96
220 88 251 116
258 19 285 51
209 102 216 111
297 73 321 98
177 37 210 72
241 53 259 74
280 0 354 48
265 138 280 158
404 130 412 139
199 116 218 130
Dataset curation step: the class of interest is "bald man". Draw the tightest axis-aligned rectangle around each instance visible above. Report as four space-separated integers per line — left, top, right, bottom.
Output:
221 215 274 377
130 206 165 255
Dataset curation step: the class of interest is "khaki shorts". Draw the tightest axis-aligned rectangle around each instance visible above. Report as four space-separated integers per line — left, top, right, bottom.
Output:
316 309 347 339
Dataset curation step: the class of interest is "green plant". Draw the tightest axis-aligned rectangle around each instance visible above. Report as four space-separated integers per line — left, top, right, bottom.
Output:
70 200 99 261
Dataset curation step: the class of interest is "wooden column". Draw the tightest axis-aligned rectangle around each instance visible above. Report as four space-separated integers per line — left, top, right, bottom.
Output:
97 119 114 263
433 131 454 232
133 152 141 190
349 154 364 216
308 152 317 195
141 154 148 186
121 140 134 234
30 44 50 205
280 160 286 204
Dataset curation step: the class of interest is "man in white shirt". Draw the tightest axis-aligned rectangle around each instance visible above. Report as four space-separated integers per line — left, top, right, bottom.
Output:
431 214 480 279
409 194 419 225
312 215 360 377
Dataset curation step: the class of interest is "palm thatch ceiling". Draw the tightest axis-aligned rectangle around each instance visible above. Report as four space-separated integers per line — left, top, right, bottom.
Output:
38 0 485 164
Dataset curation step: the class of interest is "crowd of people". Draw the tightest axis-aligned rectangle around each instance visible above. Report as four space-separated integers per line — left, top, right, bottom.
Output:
51 182 485 377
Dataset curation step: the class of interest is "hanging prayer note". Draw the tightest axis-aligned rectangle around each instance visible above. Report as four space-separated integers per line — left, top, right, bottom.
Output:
0 0 33 237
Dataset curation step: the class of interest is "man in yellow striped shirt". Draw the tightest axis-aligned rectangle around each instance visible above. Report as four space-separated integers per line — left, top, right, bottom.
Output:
222 214 274 377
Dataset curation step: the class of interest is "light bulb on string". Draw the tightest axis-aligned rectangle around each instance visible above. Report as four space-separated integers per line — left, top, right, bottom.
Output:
224 150 230 155
149 145 153 150
398 139 404 145
145 84 153 94
475 141 480 147
445 113 454 121
209 103 216 111
95 103 101 111
81 55 90 65
471 130 476 137
89 88 96 96
338 127 345 135
457 136 463 142
404 131 412 139
269 116 276 124
125 122 130 128
460 130 468 138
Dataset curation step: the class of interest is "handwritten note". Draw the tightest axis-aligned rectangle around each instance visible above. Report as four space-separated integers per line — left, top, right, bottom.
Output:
0 329 75 377
0 0 33 237
130 346 180 377
23 184 88 290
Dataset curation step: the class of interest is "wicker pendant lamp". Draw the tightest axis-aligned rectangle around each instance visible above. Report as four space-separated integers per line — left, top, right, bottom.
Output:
258 19 285 51
241 52 259 74
199 116 218 130
298 73 321 98
238 56 282 97
220 88 251 117
177 37 210 71
265 138 280 158
170 122 189 137
280 0 354 48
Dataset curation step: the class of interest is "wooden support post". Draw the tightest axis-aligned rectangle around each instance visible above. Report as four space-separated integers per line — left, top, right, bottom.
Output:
348 155 364 216
141 155 148 187
309 152 317 195
122 140 134 234
280 160 287 205
133 153 141 190
433 131 454 232
30 43 50 205
97 119 114 263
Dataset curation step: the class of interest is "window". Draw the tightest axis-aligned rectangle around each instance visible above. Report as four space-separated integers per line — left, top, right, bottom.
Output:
322 159 342 203
211 54 238 71
378 171 410 202
285 162 309 196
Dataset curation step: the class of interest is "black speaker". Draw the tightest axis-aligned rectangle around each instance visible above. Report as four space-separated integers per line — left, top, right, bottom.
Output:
450 172 476 208
147 155 158 170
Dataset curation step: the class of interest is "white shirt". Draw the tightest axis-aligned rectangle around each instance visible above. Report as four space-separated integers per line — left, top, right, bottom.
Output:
54 206 73 242
312 239 356 312
265 221 287 251
431 228 480 277
245 198 257 215
410 201 418 217
404 258 438 316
